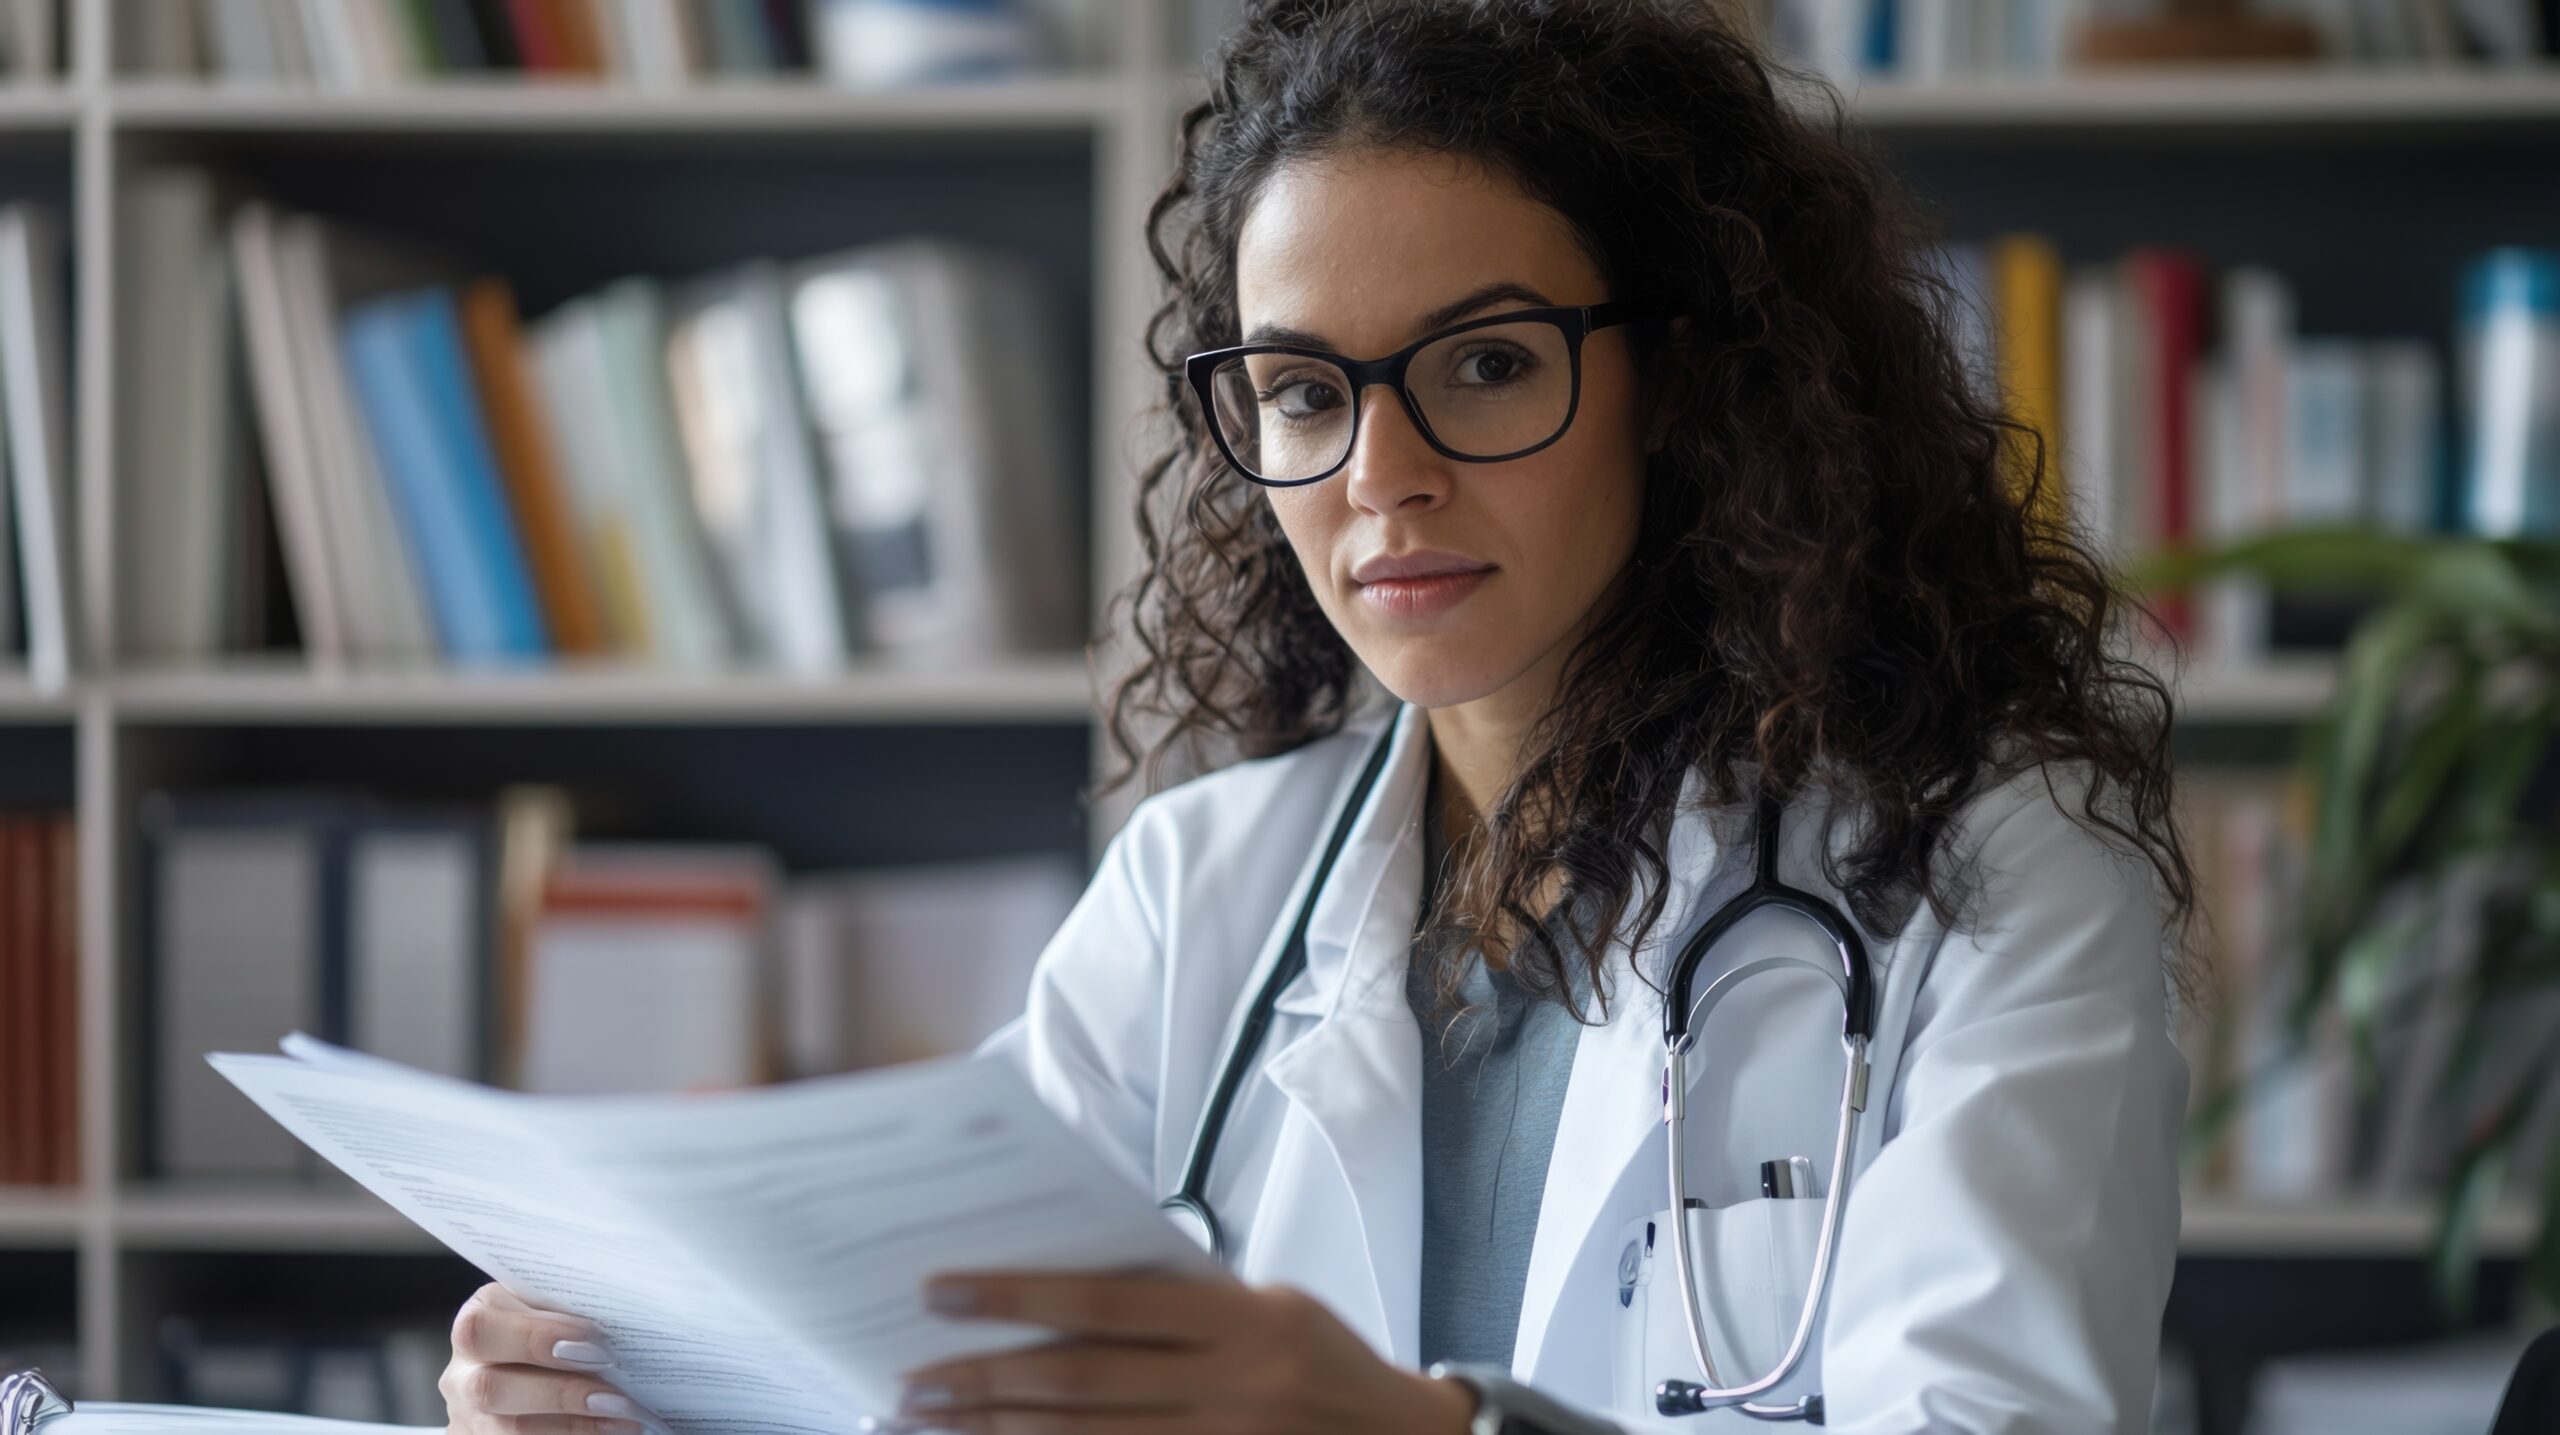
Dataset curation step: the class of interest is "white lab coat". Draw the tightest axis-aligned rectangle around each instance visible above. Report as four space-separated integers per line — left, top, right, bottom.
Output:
979 701 2187 1432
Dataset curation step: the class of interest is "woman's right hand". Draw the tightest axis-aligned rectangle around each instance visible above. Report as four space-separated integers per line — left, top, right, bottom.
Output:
442 1282 664 1434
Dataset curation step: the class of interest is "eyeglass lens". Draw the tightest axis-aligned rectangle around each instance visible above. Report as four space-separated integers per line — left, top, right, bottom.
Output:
1208 319 1575 482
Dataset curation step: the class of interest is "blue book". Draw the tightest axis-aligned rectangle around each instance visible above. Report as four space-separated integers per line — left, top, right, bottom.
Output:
341 291 548 661
406 288 549 655
2457 247 2560 539
1865 0 1896 72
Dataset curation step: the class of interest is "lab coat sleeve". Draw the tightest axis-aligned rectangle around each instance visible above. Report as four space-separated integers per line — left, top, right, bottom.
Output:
1818 768 2188 1434
974 799 1174 1196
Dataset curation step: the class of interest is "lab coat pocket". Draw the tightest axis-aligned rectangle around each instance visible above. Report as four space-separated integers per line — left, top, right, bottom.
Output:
1610 1197 1825 1420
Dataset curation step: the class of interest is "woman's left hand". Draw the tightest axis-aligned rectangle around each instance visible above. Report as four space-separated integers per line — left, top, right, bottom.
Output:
879 1270 1476 1434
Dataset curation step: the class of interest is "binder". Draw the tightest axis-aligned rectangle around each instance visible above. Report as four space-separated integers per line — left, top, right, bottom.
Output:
1 1367 437 1433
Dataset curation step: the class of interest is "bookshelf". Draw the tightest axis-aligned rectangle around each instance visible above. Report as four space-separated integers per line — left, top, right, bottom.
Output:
0 0 2540 1421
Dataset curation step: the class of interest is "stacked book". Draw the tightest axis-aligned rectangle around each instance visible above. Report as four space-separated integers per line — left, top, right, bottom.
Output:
139 781 1080 1184
0 808 76 1190
127 0 1076 88
1927 235 2461 670
121 172 1083 674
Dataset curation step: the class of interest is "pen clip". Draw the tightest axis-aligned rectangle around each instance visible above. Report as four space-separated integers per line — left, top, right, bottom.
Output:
1757 1154 1816 1200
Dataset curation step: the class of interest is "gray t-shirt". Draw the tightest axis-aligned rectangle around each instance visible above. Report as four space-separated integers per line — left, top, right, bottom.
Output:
1405 785 1587 1372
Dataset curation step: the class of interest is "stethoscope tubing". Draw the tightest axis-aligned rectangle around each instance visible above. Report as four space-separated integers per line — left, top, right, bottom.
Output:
1159 705 1877 1424
1161 709 1403 1260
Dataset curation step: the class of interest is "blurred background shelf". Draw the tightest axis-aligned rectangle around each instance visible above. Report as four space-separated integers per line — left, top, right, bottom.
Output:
98 74 1131 134
2172 657 2340 723
100 659 1098 725
113 1189 437 1254
0 1191 83 1249
57 1191 2536 1261
2179 1196 2542 1259
1839 64 2560 130
1166 63 2560 134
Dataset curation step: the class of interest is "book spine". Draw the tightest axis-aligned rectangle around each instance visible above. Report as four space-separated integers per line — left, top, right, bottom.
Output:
1993 232 2065 528
409 290 553 658
342 296 488 658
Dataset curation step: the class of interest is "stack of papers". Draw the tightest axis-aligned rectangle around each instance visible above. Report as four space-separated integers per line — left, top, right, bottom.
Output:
207 1034 1220 1432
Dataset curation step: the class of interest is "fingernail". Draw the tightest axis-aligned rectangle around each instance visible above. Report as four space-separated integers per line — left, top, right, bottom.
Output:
900 1382 956 1411
923 1283 977 1315
588 1392 641 1418
554 1339 616 1369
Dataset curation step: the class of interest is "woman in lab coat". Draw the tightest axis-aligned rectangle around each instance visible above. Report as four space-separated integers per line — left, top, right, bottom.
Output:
439 2 2195 1432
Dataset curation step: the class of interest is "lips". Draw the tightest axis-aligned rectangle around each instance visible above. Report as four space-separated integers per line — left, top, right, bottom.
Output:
1350 549 1495 585
1352 552 1496 620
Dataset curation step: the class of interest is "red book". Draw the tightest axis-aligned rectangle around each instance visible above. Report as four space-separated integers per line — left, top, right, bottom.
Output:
46 815 75 1186
507 0 562 71
2125 248 2205 647
19 817 50 1187
2 820 30 1186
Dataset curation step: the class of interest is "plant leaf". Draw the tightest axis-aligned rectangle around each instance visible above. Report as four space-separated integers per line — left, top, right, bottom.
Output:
2135 526 2433 594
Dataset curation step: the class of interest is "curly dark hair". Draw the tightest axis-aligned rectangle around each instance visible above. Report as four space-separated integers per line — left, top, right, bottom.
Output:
1098 0 2200 1020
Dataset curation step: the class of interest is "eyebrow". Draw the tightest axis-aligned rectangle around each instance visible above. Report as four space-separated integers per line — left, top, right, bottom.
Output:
1242 280 1558 351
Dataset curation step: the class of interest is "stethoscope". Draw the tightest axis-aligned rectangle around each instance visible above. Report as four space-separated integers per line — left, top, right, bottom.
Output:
1159 707 1874 1424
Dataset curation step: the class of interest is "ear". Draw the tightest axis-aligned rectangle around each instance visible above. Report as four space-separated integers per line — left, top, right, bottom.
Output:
1642 316 1692 455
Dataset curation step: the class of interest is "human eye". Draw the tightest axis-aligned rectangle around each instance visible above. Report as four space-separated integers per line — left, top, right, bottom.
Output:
1255 366 1347 420
1447 341 1539 387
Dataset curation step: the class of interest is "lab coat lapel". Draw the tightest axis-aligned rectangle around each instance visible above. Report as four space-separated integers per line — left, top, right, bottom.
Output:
1258 702 1434 1364
1509 769 1730 1380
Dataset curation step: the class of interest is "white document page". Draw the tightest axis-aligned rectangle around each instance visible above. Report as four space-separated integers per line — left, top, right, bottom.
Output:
209 1037 1222 1430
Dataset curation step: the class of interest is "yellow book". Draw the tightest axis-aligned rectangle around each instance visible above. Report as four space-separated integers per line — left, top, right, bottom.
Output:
1993 233 2065 528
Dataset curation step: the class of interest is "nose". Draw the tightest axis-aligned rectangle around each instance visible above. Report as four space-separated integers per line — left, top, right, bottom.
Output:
1339 381 1452 516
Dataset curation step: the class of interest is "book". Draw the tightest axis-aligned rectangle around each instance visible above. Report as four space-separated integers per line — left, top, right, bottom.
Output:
459 278 610 656
139 793 335 1182
139 793 500 1178
788 239 1080 660
533 282 736 667
1991 232 2064 528
526 292 659 654
119 171 243 665
278 216 441 664
233 203 352 666
345 810 495 1082
2124 247 2205 647
2457 246 2560 537
664 259 854 672
777 854 1080 1076
206 1031 1222 1426
2060 265 2122 563
340 289 551 663
519 843 775 1094
0 206 73 691
810 0 1050 85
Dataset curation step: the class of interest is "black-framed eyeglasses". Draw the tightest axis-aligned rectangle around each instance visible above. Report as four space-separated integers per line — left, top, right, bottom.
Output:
1180 301 1663 487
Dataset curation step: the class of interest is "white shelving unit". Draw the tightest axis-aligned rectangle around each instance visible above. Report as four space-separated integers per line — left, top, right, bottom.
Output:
2178 1195 2542 1260
0 0 2545 1405
0 0 1187 1399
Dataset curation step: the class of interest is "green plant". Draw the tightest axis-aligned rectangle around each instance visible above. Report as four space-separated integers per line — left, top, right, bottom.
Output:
2140 526 2560 1317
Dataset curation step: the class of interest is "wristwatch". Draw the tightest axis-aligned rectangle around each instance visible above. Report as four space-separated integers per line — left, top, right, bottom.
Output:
1426 1362 1629 1435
